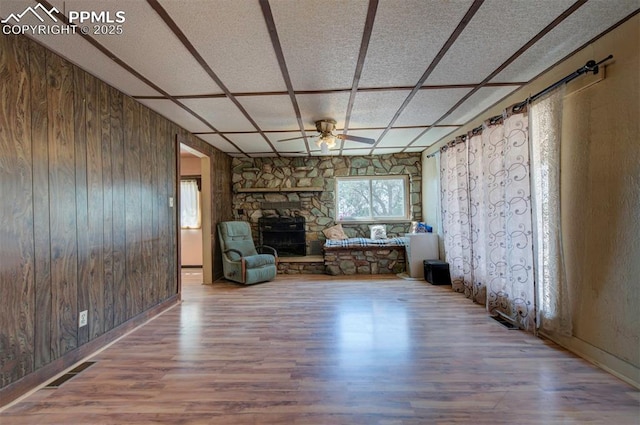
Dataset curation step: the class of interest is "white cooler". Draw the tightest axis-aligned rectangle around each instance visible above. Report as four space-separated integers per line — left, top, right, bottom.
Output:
404 233 439 278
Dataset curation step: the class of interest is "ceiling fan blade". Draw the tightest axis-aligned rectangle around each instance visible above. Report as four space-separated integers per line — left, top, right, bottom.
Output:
337 134 376 145
276 135 306 142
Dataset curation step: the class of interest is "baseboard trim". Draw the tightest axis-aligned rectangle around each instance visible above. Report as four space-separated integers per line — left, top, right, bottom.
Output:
0 295 180 408
540 330 640 389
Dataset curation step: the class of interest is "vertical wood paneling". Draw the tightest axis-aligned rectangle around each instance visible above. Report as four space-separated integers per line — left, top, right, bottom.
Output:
109 87 126 327
0 35 35 387
73 67 89 347
47 50 78 358
1 34 232 394
29 41 52 369
100 81 114 332
139 107 154 309
85 73 104 339
123 97 143 319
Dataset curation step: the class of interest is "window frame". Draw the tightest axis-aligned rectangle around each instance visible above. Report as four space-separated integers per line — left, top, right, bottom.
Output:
335 175 411 223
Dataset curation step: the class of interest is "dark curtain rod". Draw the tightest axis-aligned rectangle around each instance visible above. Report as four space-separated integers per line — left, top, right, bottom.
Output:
426 55 613 158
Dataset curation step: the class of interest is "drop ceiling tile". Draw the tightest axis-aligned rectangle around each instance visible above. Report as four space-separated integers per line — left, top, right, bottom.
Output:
156 0 286 93
48 0 223 96
270 0 369 90
394 88 472 127
360 0 474 87
404 147 427 153
237 95 300 131
341 148 374 156
224 133 276 154
411 126 460 147
296 92 352 129
377 127 426 148
425 0 575 85
491 1 640 83
2 0 159 97
348 90 412 129
196 134 240 153
266 132 308 153
180 98 255 132
137 99 211 133
370 147 405 155
442 86 517 125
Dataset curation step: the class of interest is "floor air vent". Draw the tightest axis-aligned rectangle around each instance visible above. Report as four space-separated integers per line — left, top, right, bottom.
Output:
45 361 96 388
491 315 519 330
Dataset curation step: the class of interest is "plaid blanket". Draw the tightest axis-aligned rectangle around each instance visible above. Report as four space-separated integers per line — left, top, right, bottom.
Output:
324 237 407 249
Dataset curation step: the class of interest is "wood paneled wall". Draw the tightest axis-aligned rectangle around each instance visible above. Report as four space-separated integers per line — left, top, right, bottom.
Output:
0 34 231 394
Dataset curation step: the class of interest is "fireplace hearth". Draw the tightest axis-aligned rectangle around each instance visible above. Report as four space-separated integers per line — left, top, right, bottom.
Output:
258 216 306 256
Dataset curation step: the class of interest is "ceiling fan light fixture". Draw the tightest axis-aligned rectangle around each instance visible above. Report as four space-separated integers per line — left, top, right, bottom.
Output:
316 134 336 150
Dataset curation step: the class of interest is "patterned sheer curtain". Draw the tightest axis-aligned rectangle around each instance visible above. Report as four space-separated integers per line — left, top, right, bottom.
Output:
439 140 473 295
440 107 536 331
530 88 572 335
480 111 535 331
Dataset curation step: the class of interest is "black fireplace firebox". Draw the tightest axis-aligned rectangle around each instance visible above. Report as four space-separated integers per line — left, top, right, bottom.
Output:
258 216 306 257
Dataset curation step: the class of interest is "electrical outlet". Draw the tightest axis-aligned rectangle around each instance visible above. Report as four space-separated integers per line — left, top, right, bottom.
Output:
169 197 174 207
79 310 88 328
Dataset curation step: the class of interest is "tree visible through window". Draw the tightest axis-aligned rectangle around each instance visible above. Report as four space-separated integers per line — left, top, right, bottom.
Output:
336 176 408 221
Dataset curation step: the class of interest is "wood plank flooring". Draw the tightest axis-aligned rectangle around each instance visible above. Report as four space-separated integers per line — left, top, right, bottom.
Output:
2 273 638 424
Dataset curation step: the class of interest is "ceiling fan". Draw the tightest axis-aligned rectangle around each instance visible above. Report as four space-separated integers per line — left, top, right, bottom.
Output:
277 119 375 154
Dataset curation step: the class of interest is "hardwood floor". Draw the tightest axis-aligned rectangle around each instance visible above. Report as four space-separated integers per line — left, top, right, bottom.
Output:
2 274 638 424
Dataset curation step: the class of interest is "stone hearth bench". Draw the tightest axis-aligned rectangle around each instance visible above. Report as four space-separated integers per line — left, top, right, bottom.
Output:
323 237 407 275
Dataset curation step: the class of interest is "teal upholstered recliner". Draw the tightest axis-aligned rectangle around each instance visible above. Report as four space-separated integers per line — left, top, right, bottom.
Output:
217 221 278 284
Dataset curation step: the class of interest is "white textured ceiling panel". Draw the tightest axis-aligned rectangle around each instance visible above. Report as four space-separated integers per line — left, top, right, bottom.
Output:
136 99 211 133
266 132 307 152
359 0 474 87
225 133 275 154
405 147 426 153
340 148 374 156
48 0 224 96
425 0 575 85
491 1 640 83
377 127 426 148
196 134 240 153
442 86 517 125
180 98 255 132
395 88 472 127
1 0 159 97
237 95 300 131
270 0 368 91
296 92 352 129
411 126 460 147
348 90 412 129
157 0 286 93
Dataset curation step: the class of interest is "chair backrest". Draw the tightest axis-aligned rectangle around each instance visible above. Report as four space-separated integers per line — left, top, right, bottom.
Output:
218 221 258 260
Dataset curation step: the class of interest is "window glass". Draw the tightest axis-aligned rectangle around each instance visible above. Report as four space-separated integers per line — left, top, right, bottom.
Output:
336 176 408 222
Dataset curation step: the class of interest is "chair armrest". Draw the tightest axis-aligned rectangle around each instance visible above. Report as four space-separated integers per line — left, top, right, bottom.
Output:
257 245 278 257
224 248 244 258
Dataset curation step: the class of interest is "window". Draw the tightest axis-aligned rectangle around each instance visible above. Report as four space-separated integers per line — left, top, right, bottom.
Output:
180 179 201 229
336 176 409 222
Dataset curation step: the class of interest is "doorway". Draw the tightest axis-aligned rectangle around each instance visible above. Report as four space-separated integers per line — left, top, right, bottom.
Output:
179 143 212 288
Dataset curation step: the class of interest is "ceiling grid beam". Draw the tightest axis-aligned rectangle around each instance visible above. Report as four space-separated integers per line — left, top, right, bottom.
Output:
259 0 311 155
367 0 485 154
402 0 590 151
37 0 247 155
338 0 379 155
147 0 280 156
